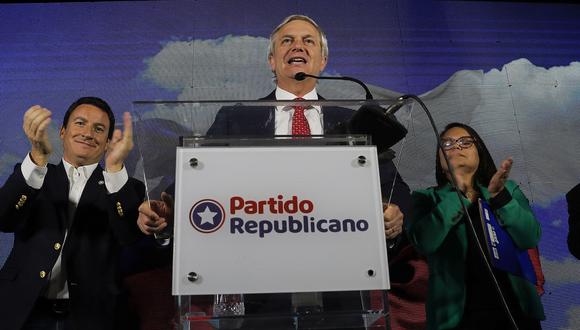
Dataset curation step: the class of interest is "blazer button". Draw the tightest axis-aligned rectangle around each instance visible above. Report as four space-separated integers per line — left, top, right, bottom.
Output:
54 243 62 251
15 195 27 210
116 202 124 217
39 271 47 278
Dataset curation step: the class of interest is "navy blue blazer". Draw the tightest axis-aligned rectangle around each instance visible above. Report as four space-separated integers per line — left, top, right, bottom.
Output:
0 162 145 330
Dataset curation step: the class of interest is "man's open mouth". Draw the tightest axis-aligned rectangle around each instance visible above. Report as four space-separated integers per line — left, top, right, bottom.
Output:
288 57 307 64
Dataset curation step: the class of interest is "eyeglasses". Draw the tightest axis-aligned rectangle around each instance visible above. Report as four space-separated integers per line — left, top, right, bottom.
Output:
440 136 476 150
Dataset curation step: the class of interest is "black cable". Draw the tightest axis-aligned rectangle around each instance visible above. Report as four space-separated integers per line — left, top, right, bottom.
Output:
392 94 519 330
294 72 374 100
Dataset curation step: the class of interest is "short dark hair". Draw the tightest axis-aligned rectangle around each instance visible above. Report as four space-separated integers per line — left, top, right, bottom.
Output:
62 97 115 139
435 122 497 187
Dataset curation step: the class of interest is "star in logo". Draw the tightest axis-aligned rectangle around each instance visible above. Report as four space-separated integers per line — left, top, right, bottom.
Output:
197 206 218 225
189 199 225 233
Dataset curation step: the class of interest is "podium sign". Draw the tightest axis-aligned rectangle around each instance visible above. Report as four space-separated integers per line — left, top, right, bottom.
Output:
172 145 390 295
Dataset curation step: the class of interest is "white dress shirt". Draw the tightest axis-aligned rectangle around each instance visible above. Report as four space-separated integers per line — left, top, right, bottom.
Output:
274 87 323 135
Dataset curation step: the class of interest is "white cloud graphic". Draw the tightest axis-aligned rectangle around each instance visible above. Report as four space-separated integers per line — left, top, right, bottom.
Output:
142 35 275 100
561 306 580 330
541 257 580 284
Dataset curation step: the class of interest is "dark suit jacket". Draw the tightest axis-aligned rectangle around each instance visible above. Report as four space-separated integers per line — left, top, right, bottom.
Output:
207 90 411 217
0 162 145 330
207 91 354 136
567 183 580 259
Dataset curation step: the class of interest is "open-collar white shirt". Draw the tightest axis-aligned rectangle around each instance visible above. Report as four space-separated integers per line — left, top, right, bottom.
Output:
20 153 128 299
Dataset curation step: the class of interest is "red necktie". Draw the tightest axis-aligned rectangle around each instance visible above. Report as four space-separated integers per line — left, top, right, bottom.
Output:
291 98 311 136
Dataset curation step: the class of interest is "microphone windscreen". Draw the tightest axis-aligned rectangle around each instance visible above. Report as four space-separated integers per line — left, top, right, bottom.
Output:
294 72 307 81
348 102 408 152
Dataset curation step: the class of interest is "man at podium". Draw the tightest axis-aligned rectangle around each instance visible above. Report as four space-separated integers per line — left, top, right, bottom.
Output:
134 14 424 329
139 13 410 257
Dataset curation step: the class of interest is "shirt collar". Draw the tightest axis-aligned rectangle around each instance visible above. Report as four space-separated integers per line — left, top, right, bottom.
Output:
275 86 321 113
62 158 98 181
275 86 319 101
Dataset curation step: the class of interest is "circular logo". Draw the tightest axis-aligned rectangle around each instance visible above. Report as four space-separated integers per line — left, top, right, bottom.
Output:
189 199 226 233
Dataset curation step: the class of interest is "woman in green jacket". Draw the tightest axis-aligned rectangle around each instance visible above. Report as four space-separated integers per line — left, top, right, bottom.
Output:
406 122 545 330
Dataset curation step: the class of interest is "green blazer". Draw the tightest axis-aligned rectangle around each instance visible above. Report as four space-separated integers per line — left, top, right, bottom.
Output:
406 180 545 330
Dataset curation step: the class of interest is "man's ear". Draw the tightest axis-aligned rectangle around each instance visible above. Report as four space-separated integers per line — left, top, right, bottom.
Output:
268 53 276 73
59 126 65 140
318 56 328 73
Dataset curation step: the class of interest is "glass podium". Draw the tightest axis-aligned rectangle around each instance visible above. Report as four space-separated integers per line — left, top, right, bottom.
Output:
131 99 398 329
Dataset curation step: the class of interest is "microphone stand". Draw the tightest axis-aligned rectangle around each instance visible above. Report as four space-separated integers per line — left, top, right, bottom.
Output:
294 72 374 100
387 95 519 330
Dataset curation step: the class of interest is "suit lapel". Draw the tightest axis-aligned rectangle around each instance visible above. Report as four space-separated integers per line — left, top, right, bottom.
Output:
260 91 277 134
45 163 71 232
61 166 105 262
318 95 334 132
323 107 346 132
75 165 105 216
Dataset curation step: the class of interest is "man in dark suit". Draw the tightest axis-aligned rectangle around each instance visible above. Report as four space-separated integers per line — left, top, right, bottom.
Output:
0 97 145 330
135 14 418 329
567 183 580 259
139 14 409 246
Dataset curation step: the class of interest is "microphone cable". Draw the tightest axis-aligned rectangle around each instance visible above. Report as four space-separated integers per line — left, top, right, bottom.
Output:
294 72 374 100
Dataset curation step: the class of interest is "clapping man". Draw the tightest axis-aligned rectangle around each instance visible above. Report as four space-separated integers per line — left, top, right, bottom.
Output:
0 97 145 330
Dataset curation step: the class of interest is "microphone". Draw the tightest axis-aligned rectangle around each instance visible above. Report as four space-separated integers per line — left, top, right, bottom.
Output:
294 72 373 100
346 101 408 152
294 72 407 150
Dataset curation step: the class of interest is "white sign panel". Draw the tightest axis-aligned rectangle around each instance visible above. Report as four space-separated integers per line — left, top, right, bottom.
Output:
172 146 389 295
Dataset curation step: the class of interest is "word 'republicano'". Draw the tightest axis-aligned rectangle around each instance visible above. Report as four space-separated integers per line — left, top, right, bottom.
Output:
229 196 369 238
